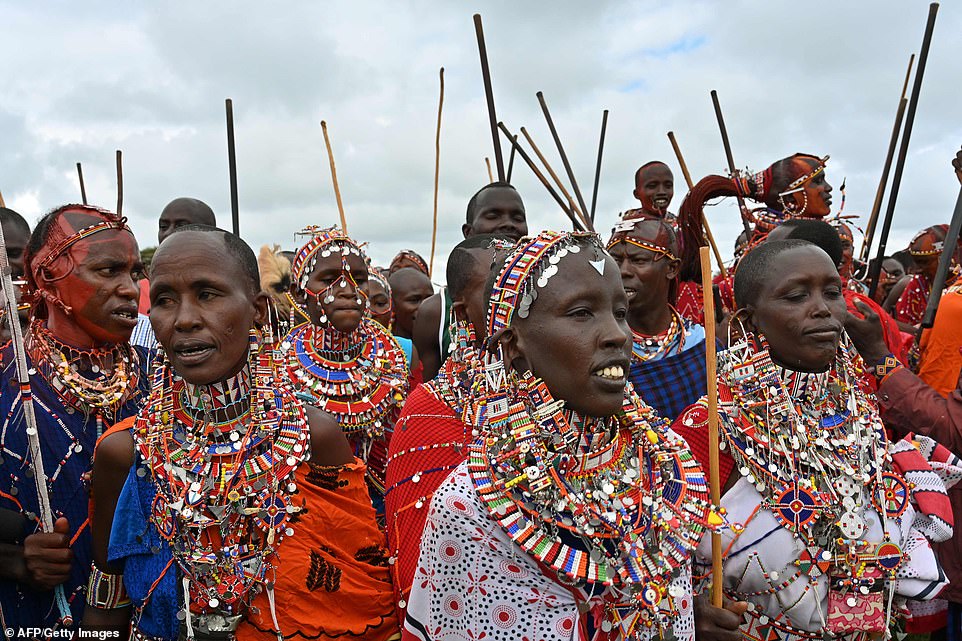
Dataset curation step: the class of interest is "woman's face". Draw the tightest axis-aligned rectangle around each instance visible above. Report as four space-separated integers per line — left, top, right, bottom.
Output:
746 245 847 372
363 279 392 329
505 249 630 417
787 158 833 217
302 250 369 333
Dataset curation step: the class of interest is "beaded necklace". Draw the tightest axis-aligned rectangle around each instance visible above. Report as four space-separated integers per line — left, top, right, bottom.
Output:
630 306 685 363
25 319 139 431
134 334 308 638
468 350 714 635
426 317 480 415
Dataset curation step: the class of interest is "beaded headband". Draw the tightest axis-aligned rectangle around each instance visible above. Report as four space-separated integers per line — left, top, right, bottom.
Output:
779 155 830 197
290 225 365 289
367 265 392 299
487 230 602 336
31 206 131 282
909 225 948 257
389 249 429 276
607 219 677 262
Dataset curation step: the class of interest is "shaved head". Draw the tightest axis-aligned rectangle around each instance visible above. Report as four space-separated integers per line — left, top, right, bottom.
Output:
158 197 216 244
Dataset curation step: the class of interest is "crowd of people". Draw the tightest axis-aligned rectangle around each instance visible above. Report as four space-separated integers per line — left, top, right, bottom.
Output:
0 142 961 641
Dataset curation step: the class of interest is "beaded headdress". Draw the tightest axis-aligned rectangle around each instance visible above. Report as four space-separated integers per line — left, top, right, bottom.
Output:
389 249 429 276
290 225 365 288
909 224 948 257
486 230 603 336
606 218 678 262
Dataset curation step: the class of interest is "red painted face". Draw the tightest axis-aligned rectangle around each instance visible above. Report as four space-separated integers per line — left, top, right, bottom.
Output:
45 226 143 347
784 158 833 218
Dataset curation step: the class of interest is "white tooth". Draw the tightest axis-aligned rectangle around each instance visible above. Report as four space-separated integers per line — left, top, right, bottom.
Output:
604 367 612 378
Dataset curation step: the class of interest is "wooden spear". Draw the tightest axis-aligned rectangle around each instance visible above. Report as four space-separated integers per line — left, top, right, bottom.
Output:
859 55 915 264
710 90 753 238
699 244 724 607
506 135 518 183
867 3 939 299
0 189 5 208
115 150 123 217
429 67 444 278
519 126 590 229
473 15 505 181
589 110 608 224
320 120 349 234
225 98 240 236
76 162 88 205
498 122 585 232
668 131 728 277
485 157 494 183
537 91 592 231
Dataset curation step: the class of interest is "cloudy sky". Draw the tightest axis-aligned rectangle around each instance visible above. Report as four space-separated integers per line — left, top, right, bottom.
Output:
1 1 959 279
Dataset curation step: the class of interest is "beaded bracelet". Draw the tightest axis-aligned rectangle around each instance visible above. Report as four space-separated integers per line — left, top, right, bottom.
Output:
86 563 131 609
871 354 903 384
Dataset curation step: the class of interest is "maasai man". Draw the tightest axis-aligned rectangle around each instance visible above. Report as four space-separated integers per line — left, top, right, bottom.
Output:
606 216 707 421
624 160 676 224
674 154 834 323
384 234 502 621
404 230 720 641
0 204 148 631
833 220 865 291
282 227 410 516
871 256 907 305
674 240 955 641
894 224 954 330
413 182 527 382
85 226 399 640
389 249 430 276
0 207 32 344
364 266 395 330
388 267 433 341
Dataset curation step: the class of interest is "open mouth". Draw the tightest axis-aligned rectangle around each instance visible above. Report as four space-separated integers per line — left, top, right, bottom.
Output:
173 342 216 365
623 287 637 300
593 364 625 380
111 308 139 328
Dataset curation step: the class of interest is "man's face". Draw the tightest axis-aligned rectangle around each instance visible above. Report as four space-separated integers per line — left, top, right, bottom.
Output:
302 251 370 334
150 232 267 385
746 246 847 372
506 250 630 418
50 227 143 346
632 163 674 215
787 158 832 218
2 222 29 280
158 207 207 244
463 188 527 241
390 268 433 337
609 222 678 314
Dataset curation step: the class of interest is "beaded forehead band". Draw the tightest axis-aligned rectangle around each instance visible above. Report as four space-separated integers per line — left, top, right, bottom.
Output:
779 155 830 197
290 225 365 289
909 226 946 257
606 219 678 262
487 230 603 336
32 207 131 278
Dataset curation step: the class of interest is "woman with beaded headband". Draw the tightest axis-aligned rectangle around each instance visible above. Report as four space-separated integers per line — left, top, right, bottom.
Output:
282 226 411 517
607 216 708 422
673 239 957 641
364 265 395 331
893 224 959 331
0 204 149 631
85 226 399 640
404 230 723 641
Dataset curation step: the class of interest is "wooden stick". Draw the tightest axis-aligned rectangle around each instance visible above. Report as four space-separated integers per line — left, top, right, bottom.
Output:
519 126 589 229
668 131 728 277
589 110 608 224
76 163 88 205
225 98 240 236
473 15 505 181
921 183 962 327
868 3 939 299
485 157 494 183
710 90 752 238
320 120 349 234
498 122 585 232
506 135 518 183
429 67 445 278
537 91 593 232
699 245 724 608
859 54 915 263
0 189 5 208
115 150 123 217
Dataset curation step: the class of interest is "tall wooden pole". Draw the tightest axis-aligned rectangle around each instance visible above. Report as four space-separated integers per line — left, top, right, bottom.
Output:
589 110 608 225
473 15 505 181
920 185 962 328
506 135 518 183
485 157 494 183
868 3 940 298
76 163 88 205
115 150 123 217
0 190 5 208
668 131 728 277
537 91 592 231
429 67 444 278
225 98 240 236
710 90 753 238
859 55 915 263
320 121 349 234
520 126 589 229
699 245 724 607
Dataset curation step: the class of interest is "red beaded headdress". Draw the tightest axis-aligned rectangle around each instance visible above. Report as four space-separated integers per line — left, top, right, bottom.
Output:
290 226 366 291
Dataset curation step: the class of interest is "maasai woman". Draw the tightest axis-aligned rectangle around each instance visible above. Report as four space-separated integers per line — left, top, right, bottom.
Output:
893 224 954 329
0 204 148 630
607 216 707 422
85 227 399 640
674 154 833 324
282 227 410 515
404 231 716 640
364 266 395 331
674 239 956 641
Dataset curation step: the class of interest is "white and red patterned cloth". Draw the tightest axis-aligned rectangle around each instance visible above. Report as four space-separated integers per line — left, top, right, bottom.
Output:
403 463 696 641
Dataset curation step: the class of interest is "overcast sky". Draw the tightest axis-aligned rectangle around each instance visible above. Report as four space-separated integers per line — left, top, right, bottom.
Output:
1 1 959 280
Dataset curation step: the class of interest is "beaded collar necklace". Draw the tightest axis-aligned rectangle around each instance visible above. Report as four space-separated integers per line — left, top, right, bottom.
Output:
630 306 686 363
25 319 139 430
134 333 308 636
467 355 714 634
427 316 481 415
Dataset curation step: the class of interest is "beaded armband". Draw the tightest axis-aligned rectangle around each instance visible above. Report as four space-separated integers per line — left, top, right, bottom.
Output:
872 353 903 383
86 564 130 609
